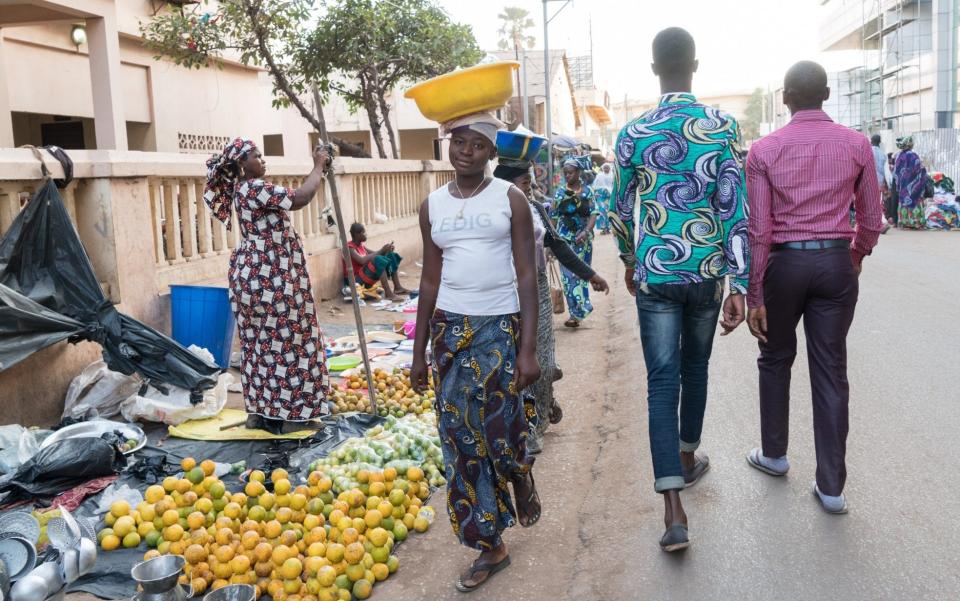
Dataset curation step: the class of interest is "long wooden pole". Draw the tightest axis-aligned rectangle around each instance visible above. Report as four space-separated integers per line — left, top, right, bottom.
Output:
312 85 379 415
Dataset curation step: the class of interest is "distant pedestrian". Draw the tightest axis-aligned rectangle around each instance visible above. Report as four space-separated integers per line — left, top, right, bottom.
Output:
204 139 331 433
410 113 541 592
494 158 609 454
593 163 614 234
552 156 599 328
610 27 749 552
870 135 893 232
893 136 928 230
744 61 884 514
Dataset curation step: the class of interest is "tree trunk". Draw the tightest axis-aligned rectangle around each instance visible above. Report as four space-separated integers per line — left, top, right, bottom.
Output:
369 67 399 159
241 0 369 158
378 94 400 160
359 73 388 159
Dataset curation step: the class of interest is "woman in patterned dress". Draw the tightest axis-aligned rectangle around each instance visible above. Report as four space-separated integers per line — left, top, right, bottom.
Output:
552 157 599 328
893 136 928 230
493 160 609 454
410 113 542 592
203 138 331 432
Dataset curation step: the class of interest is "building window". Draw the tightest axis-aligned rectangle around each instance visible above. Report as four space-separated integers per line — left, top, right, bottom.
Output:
263 134 285 156
178 133 231 154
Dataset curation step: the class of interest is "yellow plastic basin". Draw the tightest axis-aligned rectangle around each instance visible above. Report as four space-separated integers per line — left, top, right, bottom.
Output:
404 61 519 123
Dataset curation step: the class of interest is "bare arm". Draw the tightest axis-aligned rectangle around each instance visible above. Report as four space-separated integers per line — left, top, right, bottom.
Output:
290 147 331 210
411 198 442 391
349 247 377 266
509 187 541 390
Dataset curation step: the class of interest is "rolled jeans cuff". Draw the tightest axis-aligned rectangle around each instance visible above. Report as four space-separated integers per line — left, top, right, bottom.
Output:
679 439 700 453
654 476 686 493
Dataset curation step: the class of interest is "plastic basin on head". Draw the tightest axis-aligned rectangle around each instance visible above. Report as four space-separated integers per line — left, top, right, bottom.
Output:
170 285 236 369
404 61 519 123
496 130 548 162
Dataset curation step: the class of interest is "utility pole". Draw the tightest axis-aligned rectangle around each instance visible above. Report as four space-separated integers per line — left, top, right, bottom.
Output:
521 45 530 125
543 1 553 193
542 0 572 195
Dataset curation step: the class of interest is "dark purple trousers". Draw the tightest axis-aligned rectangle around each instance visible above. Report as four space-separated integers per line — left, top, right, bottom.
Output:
758 247 859 496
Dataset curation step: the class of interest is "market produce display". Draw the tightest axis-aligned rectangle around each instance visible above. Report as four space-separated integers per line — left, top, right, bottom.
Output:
328 369 435 418
96 456 435 600
308 414 446 492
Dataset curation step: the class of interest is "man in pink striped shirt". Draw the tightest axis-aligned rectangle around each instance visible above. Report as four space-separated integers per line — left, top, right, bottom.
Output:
744 61 883 514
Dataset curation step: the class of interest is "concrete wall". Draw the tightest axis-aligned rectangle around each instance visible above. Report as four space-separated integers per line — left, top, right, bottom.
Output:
0 150 446 426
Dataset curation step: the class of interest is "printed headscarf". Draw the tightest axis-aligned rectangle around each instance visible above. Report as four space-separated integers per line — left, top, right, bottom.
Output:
442 111 505 146
563 154 591 171
896 136 914 151
203 137 256 228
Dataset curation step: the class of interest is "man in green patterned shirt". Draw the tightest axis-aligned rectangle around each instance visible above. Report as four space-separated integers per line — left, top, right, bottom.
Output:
608 27 749 552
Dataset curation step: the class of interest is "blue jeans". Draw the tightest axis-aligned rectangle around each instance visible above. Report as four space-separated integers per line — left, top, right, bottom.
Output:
635 279 722 492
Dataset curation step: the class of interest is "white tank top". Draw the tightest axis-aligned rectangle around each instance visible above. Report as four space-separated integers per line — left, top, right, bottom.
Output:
428 177 520 316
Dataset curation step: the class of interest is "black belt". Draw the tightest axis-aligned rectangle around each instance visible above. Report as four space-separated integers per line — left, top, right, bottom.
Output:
772 239 850 251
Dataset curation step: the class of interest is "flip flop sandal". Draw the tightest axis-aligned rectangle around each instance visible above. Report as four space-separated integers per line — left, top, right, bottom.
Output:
746 448 788 476
812 484 849 515
549 402 563 425
563 319 580 328
455 555 511 593
659 523 690 553
513 472 542 527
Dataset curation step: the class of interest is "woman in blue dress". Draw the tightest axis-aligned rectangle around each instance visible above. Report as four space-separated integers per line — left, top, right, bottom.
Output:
552 156 599 328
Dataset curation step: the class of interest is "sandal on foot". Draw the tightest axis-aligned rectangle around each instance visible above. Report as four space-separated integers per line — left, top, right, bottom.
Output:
549 402 563 425
746 447 789 476
659 523 690 553
812 483 849 515
563 318 580 328
455 555 511 593
512 472 542 527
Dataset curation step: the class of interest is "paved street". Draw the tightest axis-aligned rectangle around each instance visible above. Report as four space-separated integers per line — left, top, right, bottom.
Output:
379 230 960 601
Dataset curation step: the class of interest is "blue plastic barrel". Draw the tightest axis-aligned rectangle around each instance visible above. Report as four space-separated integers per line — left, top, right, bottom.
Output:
170 285 236 369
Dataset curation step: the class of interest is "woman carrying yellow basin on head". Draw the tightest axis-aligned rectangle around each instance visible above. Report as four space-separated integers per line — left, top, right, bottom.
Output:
406 62 542 593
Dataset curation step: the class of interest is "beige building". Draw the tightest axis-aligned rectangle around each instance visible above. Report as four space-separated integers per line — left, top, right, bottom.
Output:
0 0 321 156
0 1 457 424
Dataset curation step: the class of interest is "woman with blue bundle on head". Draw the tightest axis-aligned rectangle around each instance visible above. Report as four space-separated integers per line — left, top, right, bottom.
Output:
552 155 600 328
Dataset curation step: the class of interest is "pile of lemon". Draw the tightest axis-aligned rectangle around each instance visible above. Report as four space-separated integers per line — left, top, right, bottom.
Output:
97 458 435 600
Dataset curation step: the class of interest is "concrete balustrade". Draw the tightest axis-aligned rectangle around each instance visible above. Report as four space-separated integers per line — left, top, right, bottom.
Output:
0 149 449 426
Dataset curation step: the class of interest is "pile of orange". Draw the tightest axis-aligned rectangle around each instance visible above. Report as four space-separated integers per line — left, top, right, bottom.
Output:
97 457 435 600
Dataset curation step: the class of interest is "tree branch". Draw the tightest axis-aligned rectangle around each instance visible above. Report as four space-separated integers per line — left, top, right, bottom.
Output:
241 0 369 157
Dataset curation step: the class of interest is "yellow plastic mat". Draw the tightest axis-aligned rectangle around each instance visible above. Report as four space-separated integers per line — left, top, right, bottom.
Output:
167 409 317 441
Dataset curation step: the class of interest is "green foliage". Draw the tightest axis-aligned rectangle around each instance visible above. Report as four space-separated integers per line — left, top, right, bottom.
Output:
741 87 765 141
299 0 483 112
497 6 536 52
141 0 482 157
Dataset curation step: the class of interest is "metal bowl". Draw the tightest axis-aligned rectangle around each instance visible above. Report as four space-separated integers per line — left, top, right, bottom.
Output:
9 561 61 601
77 538 96 577
0 513 40 545
131 554 185 595
59 549 79 584
0 537 36 581
39 419 146 455
203 584 255 601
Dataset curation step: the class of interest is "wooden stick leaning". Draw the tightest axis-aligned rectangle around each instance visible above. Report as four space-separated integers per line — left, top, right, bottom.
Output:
312 86 379 415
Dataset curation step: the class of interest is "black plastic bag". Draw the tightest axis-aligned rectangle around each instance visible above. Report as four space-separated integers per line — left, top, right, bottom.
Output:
0 438 125 500
0 177 220 400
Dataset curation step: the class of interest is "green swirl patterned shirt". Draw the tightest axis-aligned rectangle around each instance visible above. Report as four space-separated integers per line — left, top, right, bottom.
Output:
609 92 749 293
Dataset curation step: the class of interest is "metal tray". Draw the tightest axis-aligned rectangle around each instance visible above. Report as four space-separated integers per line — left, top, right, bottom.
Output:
39 420 146 455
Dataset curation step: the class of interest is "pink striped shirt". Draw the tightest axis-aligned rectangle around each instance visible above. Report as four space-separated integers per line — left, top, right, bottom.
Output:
745 110 883 308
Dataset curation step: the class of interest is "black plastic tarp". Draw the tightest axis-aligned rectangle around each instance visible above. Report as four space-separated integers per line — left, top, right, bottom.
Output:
0 178 220 398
